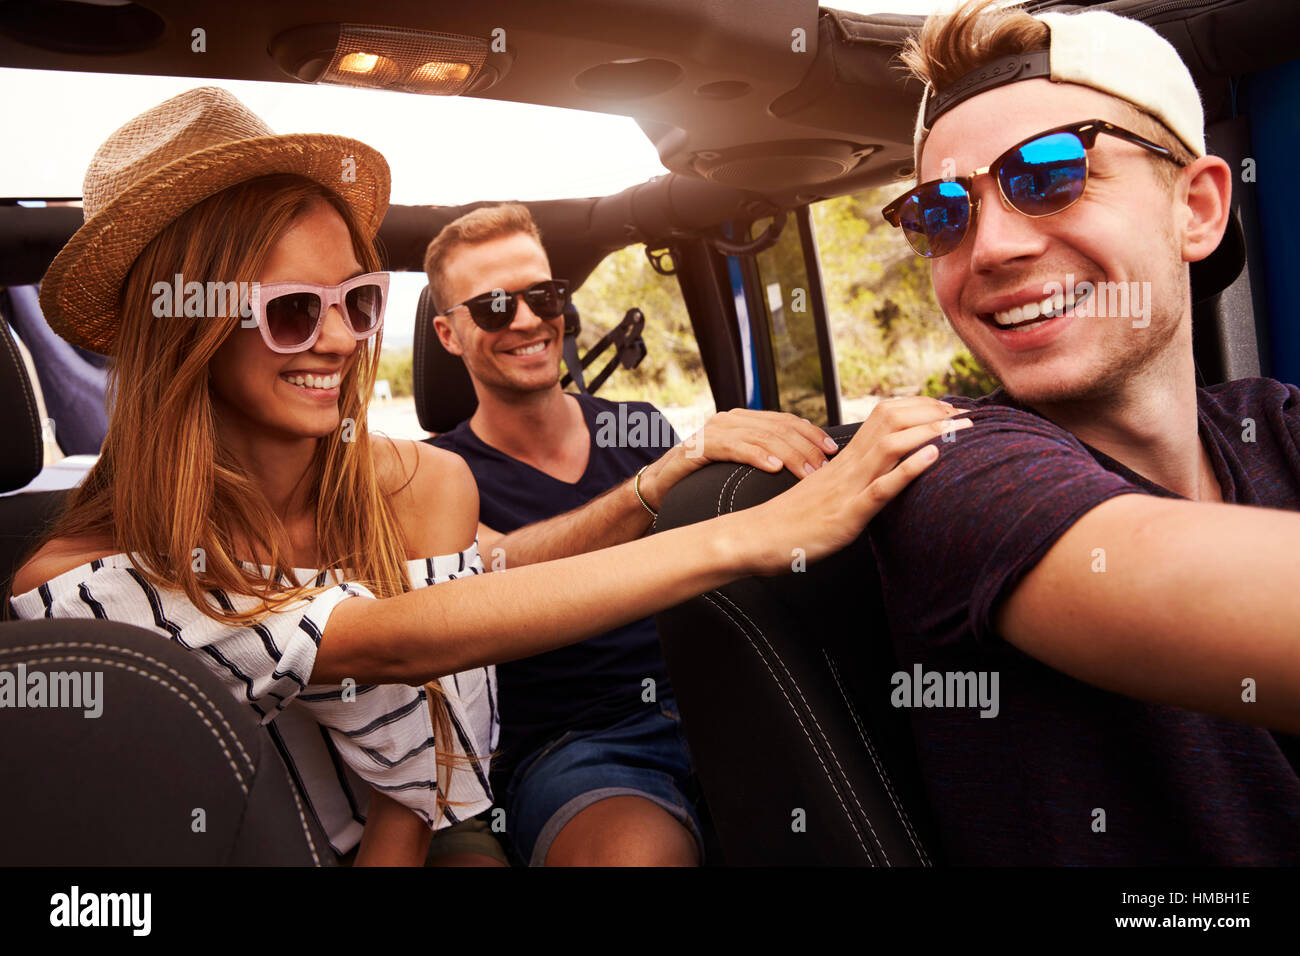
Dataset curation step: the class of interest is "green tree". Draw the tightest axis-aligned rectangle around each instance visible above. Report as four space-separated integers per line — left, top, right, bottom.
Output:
571 244 705 408
922 348 1000 399
812 185 976 398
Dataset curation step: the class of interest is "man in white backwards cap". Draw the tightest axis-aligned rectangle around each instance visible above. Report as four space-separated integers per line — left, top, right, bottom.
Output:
871 0 1299 864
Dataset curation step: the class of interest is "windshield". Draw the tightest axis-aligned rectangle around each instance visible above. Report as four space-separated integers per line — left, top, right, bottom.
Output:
0 67 668 205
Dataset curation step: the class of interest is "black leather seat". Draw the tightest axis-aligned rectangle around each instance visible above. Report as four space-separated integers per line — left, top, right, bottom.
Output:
0 315 69 598
0 618 331 865
652 424 938 866
0 316 333 865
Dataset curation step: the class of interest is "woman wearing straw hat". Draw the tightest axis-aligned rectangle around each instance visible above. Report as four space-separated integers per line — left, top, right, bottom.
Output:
8 87 966 865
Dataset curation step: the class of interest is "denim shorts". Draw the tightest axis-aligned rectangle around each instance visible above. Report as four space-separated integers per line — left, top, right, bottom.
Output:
504 696 704 866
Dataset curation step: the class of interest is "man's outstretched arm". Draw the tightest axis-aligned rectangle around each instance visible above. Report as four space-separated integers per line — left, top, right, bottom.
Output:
476 473 656 571
997 493 1300 734
477 407 936 569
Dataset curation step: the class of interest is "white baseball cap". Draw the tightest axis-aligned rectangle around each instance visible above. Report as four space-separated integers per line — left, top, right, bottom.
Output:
914 9 1206 161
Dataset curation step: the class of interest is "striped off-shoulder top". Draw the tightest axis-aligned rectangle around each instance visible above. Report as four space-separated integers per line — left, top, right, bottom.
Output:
8 541 498 856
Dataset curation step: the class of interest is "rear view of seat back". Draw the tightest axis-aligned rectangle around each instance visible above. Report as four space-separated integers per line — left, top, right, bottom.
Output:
0 618 333 865
652 423 938 865
0 313 73 599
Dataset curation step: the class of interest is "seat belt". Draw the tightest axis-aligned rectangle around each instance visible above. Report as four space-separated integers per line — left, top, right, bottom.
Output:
560 304 588 394
560 308 647 395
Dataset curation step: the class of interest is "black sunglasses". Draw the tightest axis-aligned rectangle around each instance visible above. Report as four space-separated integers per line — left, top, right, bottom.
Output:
882 119 1187 258
440 279 572 332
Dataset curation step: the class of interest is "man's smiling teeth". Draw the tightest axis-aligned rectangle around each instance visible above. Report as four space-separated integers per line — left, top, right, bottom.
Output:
281 372 340 389
508 341 547 356
991 287 1090 327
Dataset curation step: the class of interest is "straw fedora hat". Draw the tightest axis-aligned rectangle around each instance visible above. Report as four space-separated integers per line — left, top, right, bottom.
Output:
39 86 390 355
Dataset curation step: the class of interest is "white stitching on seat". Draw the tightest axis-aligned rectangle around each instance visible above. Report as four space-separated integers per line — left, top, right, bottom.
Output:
715 465 747 517
9 645 323 864
3 653 249 794
727 466 756 514
699 593 875 863
823 649 931 865
284 771 322 866
710 590 890 865
4 639 255 774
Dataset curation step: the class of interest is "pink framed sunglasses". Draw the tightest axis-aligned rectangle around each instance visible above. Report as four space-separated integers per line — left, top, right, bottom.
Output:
247 272 389 353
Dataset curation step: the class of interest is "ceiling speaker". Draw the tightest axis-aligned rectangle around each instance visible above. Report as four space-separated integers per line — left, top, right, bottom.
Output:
692 140 874 190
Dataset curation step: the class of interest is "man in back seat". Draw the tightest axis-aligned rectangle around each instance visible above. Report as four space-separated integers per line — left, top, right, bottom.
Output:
424 203 842 865
870 1 1300 863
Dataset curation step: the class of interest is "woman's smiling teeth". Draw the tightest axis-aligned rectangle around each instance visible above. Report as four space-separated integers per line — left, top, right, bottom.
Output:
281 371 341 389
507 341 547 356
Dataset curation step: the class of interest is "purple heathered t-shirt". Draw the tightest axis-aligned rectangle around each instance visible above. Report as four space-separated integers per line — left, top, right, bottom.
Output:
867 377 1300 864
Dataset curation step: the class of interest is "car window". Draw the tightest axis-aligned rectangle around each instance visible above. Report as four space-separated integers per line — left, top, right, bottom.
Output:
749 212 831 423
811 185 998 421
571 244 714 439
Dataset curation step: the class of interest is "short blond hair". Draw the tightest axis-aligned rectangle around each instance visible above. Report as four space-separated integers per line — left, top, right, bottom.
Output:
902 0 1195 181
423 203 543 311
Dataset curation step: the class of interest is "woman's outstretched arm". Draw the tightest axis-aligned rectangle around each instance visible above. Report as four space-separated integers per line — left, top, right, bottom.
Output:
317 399 970 685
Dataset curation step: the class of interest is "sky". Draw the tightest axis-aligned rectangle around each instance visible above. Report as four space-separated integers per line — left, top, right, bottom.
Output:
0 0 955 345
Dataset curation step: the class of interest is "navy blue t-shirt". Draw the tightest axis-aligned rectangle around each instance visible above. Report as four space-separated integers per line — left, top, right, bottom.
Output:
430 393 678 773
868 378 1300 864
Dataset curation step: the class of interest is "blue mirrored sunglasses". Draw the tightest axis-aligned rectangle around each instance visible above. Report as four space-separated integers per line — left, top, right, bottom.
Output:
882 119 1186 258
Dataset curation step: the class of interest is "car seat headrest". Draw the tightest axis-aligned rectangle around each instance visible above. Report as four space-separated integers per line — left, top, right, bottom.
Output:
412 284 479 435
0 299 46 492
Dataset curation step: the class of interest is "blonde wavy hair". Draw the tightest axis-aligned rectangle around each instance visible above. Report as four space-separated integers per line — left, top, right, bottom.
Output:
23 173 476 825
